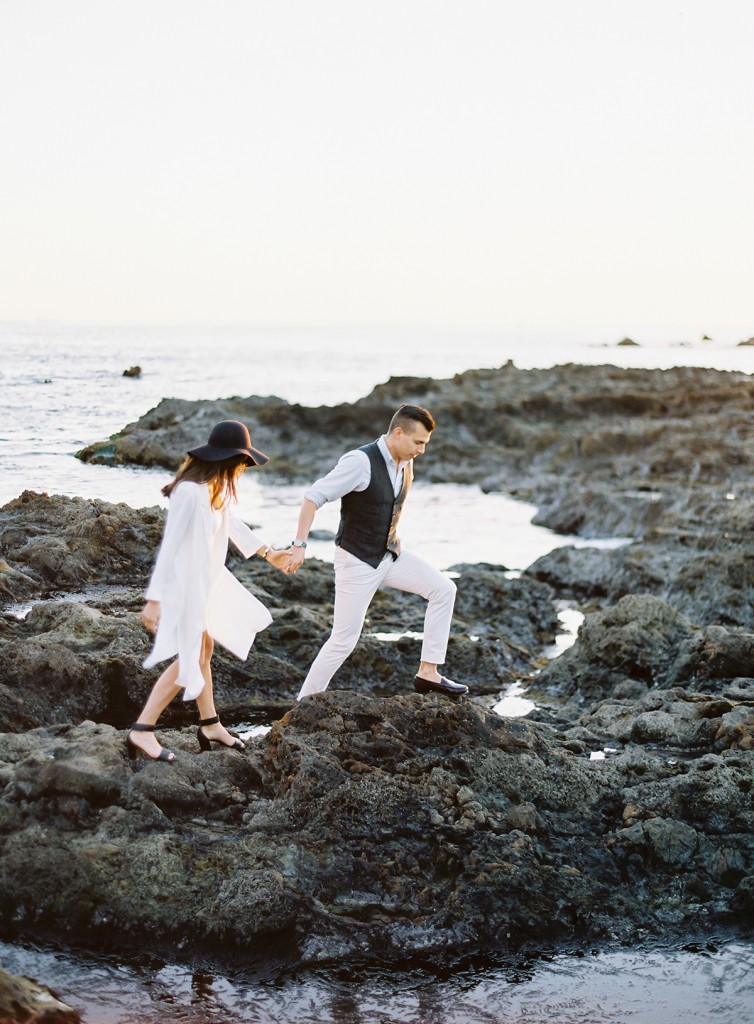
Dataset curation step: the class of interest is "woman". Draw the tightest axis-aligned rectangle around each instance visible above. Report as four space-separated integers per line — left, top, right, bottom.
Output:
127 420 288 762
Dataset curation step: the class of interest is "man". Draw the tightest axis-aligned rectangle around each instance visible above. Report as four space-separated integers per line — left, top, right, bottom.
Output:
285 403 468 699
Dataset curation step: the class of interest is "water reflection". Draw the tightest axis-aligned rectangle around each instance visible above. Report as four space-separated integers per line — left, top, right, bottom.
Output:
541 606 584 661
236 723 272 742
492 682 536 719
492 604 584 721
2 938 753 1024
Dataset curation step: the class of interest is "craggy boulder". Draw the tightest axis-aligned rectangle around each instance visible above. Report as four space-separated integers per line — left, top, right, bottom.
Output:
536 594 754 714
537 594 698 704
0 693 753 965
0 491 164 602
579 689 752 751
528 540 754 630
0 601 151 732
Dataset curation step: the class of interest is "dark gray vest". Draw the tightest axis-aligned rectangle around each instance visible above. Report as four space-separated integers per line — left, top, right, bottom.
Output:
335 442 413 568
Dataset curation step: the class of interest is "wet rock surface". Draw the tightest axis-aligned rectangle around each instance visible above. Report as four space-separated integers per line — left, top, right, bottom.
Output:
535 594 754 710
0 490 163 602
0 694 751 965
2 363 754 965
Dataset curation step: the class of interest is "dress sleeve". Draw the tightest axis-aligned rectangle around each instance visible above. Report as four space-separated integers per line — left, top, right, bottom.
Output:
144 484 200 601
227 511 266 559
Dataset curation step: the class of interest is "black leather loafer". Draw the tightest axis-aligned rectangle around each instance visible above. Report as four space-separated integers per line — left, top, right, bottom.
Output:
414 676 469 696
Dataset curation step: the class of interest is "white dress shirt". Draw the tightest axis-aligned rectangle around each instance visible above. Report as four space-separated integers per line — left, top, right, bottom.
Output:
305 435 408 509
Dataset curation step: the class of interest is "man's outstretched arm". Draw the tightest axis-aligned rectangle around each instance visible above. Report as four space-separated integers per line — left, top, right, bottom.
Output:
285 499 317 573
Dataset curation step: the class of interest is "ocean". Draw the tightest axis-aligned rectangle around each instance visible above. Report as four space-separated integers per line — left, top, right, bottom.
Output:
2 320 754 1022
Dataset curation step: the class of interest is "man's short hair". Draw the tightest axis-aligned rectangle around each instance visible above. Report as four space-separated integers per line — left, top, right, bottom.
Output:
389 404 436 434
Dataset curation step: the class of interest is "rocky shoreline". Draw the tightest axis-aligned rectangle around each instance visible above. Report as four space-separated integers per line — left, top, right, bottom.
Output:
1 362 753 983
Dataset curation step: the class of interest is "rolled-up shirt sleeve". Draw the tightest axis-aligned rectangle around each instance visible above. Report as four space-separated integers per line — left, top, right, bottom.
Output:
304 449 371 509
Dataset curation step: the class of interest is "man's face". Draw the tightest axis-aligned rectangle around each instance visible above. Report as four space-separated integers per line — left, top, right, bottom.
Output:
392 423 432 461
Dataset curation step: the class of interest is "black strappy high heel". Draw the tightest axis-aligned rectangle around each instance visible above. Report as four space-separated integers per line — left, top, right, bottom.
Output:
197 715 245 752
126 723 176 763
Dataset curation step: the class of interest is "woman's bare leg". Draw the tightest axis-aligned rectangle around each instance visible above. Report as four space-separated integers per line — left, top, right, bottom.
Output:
129 659 182 758
195 632 245 747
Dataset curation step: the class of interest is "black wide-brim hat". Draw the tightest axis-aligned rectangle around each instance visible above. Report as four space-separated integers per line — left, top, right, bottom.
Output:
187 420 270 466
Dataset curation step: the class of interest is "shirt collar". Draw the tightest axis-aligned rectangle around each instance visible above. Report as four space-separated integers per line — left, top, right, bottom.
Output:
377 434 401 469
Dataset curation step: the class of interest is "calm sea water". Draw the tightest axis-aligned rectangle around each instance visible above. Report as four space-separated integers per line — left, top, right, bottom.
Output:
2 322 754 1021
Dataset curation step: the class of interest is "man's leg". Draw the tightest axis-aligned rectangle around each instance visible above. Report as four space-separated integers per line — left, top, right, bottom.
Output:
297 550 386 699
381 550 457 679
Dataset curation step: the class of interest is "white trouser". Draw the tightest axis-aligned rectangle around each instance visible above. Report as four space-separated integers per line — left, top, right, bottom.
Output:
297 547 457 699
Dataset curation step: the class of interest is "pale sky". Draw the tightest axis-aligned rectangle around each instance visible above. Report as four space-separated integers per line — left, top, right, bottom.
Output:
1 0 752 329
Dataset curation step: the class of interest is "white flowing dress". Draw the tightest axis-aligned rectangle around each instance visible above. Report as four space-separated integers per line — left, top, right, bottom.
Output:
142 480 273 700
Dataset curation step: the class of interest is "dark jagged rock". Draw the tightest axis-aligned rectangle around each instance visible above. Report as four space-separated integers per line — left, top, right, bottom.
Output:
535 594 754 711
536 595 698 705
0 694 751 966
546 535 747 652
0 491 164 601
527 520 754 631
74 364 754 503
449 563 558 650
76 394 291 471
0 600 151 732
579 688 754 751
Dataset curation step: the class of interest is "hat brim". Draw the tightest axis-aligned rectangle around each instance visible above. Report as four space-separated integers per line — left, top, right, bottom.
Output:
187 444 270 467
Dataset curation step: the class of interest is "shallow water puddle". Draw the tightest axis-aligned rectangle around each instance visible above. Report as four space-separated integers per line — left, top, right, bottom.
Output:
493 605 584 721
2 936 753 1024
368 630 425 642
2 584 120 621
589 747 620 761
542 606 584 660
236 723 273 742
492 682 537 718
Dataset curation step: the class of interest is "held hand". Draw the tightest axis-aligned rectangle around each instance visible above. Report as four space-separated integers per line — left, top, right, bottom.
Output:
141 600 161 634
266 548 291 574
284 546 306 575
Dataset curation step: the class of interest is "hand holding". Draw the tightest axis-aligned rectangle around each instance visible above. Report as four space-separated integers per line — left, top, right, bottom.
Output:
284 546 307 575
141 600 161 634
266 548 291 574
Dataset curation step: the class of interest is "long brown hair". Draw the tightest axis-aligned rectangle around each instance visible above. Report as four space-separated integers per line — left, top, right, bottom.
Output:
162 454 249 508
